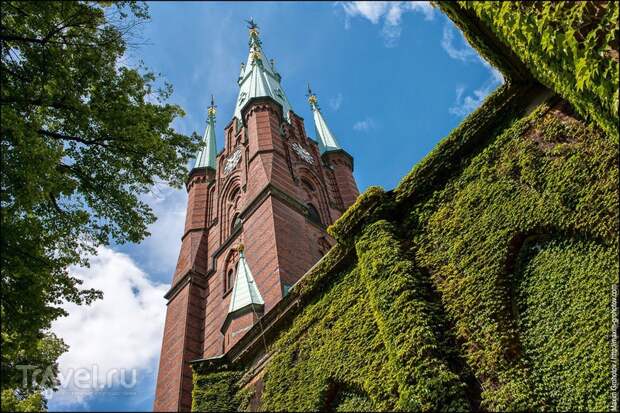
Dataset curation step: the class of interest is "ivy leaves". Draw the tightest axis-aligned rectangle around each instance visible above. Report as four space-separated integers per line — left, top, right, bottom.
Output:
463 1 619 141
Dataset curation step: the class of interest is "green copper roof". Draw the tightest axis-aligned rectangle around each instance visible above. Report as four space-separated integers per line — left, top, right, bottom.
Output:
234 19 293 123
193 96 217 170
227 249 264 315
307 86 342 154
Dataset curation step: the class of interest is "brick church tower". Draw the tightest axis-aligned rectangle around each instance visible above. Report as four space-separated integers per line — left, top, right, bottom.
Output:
153 20 359 411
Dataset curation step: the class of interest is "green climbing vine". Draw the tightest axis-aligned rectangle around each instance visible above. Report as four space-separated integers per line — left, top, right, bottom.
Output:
458 1 619 141
412 101 618 410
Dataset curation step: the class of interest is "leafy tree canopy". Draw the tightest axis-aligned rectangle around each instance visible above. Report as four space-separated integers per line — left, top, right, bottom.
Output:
0 0 198 405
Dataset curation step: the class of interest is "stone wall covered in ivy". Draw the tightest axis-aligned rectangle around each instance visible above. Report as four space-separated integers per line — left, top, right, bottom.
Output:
251 99 615 412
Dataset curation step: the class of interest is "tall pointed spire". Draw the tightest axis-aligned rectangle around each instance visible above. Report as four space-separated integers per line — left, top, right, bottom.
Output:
227 244 264 315
307 85 342 154
234 19 294 123
193 96 217 170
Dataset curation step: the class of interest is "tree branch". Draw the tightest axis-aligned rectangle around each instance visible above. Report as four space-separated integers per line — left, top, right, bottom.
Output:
48 193 64 214
1 97 76 111
37 129 109 147
0 34 46 44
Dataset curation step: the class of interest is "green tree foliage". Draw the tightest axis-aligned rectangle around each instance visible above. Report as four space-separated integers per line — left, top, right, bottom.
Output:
0 0 197 404
0 333 66 411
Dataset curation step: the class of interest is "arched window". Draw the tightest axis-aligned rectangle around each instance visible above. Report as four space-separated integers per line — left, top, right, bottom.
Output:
223 184 241 239
226 268 235 292
307 203 322 225
231 214 242 233
229 187 240 201
301 178 315 193
223 249 238 294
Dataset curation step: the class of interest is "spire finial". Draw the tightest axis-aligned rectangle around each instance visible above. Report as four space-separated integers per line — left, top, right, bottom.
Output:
207 95 217 121
237 243 245 254
245 17 258 30
306 83 318 110
246 18 261 49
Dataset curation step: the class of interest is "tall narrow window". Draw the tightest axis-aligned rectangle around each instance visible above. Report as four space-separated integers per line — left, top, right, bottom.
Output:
226 268 235 292
231 213 242 233
307 203 322 225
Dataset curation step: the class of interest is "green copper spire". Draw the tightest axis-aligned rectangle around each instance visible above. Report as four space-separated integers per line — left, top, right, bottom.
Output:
227 244 264 315
307 85 342 154
193 96 217 170
234 19 293 123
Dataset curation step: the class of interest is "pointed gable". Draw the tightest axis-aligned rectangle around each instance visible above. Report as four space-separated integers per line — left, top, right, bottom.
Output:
227 247 264 315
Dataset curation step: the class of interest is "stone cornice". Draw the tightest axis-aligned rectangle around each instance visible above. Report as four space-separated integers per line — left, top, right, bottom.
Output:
322 149 354 171
163 269 207 301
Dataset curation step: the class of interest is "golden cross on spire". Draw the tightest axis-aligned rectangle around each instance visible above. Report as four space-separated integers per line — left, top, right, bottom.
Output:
306 84 318 108
246 17 259 37
207 95 216 119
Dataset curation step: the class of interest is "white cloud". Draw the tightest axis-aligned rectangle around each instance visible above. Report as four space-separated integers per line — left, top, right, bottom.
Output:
135 184 187 278
449 70 502 117
340 1 435 47
440 23 477 62
480 57 504 85
329 93 343 111
440 21 505 85
50 247 169 408
441 21 505 117
447 54 504 117
353 117 375 131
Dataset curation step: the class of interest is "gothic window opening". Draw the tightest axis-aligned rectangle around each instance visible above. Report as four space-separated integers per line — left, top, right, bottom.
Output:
231 213 242 233
226 268 235 293
301 178 315 193
224 249 239 294
307 203 322 225
223 184 241 239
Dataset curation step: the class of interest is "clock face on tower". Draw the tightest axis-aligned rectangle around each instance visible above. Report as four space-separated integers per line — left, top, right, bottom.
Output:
291 142 314 165
224 149 241 175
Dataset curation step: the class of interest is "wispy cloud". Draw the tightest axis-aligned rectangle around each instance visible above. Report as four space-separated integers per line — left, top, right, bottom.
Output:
441 21 504 117
449 85 486 116
329 93 343 111
440 21 504 85
353 117 376 132
340 1 435 47
449 69 502 117
134 184 187 279
50 247 169 408
440 23 477 62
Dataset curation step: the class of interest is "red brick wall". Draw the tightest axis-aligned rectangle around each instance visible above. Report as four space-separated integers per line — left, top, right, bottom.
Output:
324 152 359 209
153 280 205 412
223 309 261 352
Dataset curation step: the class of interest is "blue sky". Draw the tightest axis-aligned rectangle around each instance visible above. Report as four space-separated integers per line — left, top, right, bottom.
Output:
48 2 502 411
